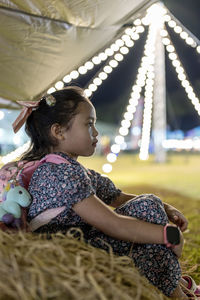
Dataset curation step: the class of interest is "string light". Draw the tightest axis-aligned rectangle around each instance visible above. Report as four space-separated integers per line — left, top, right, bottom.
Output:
47 22 145 94
163 139 200 151
139 35 156 160
165 10 199 51
84 25 145 98
0 142 30 165
163 29 200 116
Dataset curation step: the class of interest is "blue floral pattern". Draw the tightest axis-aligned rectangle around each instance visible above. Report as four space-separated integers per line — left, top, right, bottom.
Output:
28 152 181 296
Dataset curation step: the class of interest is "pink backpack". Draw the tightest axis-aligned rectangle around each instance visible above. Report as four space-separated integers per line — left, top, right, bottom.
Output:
0 154 69 231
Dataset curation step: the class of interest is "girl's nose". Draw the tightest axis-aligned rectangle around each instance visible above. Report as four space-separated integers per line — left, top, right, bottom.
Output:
93 126 98 137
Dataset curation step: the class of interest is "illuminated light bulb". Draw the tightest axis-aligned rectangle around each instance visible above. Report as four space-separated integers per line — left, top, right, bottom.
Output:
160 29 168 37
70 70 79 79
111 43 120 52
92 56 101 65
168 20 176 28
129 98 139 105
125 28 133 35
180 31 188 39
172 59 180 67
141 17 149 26
120 46 129 54
63 74 71 83
99 72 108 80
84 89 92 97
124 112 133 120
55 81 64 90
47 87 56 94
98 52 107 61
107 153 117 163
111 144 121 154
164 14 171 22
109 60 118 68
103 66 112 74
127 105 136 113
105 48 114 56
122 34 131 42
174 26 182 33
181 80 189 87
119 127 129 136
88 84 97 92
166 45 175 52
121 119 131 128
78 66 87 74
196 46 200 54
131 32 140 40
132 85 142 93
125 40 134 47
191 41 197 48
136 78 146 87
114 53 124 61
185 86 193 93
130 93 140 101
84 61 94 70
178 73 186 81
93 78 102 86
102 163 112 173
186 37 194 45
134 19 141 26
188 92 195 100
176 66 184 73
0 111 5 120
136 25 144 33
162 38 170 45
120 142 127 150
168 53 177 60
115 39 124 47
115 135 124 144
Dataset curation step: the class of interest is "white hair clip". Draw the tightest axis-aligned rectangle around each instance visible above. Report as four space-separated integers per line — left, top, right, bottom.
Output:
45 94 56 106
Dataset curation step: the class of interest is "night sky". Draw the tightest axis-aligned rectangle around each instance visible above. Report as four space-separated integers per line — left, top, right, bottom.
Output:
67 0 200 132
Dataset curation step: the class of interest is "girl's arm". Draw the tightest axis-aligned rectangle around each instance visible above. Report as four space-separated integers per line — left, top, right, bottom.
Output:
111 192 188 232
73 194 164 245
110 192 137 208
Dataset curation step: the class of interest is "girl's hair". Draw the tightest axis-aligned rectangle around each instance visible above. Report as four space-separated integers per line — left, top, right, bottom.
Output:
21 86 89 161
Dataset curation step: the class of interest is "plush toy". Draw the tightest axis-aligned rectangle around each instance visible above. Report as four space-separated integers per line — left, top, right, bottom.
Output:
0 182 32 227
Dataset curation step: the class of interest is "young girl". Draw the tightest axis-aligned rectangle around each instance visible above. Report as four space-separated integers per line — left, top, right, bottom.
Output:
12 86 199 299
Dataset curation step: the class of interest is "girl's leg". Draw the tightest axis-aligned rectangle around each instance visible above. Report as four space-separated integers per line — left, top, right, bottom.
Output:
114 194 182 297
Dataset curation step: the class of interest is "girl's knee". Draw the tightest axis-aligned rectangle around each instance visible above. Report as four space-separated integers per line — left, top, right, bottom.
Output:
115 194 168 225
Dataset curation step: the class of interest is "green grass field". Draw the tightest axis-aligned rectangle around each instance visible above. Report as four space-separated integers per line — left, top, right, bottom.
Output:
79 152 200 283
79 152 200 199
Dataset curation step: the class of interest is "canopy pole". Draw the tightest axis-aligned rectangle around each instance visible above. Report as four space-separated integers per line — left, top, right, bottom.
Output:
153 21 167 163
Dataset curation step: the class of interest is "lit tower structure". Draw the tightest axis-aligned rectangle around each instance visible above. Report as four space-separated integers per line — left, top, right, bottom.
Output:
150 3 167 163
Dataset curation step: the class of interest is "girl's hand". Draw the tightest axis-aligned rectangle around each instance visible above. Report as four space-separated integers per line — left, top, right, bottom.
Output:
164 203 188 232
172 230 184 258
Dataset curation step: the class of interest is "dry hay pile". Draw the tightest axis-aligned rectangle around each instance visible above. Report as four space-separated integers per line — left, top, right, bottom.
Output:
0 229 168 300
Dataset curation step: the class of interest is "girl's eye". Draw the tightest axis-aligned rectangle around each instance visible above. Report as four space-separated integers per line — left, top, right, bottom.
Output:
88 122 93 127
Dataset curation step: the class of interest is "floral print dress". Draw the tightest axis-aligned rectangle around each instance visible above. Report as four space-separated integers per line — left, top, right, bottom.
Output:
28 152 181 297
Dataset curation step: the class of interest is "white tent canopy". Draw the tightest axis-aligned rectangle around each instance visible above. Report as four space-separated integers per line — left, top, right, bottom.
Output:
0 0 154 109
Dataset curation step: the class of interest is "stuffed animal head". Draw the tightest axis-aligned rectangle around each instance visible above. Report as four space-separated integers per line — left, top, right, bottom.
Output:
2 183 32 207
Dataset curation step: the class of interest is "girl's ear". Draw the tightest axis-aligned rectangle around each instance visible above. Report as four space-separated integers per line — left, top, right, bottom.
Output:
50 123 64 140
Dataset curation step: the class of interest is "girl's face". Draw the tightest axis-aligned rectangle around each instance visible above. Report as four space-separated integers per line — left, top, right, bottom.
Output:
55 101 98 160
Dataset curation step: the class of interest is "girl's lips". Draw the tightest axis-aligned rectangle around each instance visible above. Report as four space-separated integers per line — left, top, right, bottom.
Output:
92 140 98 147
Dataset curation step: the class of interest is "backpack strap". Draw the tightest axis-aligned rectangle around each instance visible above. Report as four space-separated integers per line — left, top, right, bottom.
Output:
26 154 70 232
21 154 70 189
29 206 66 232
